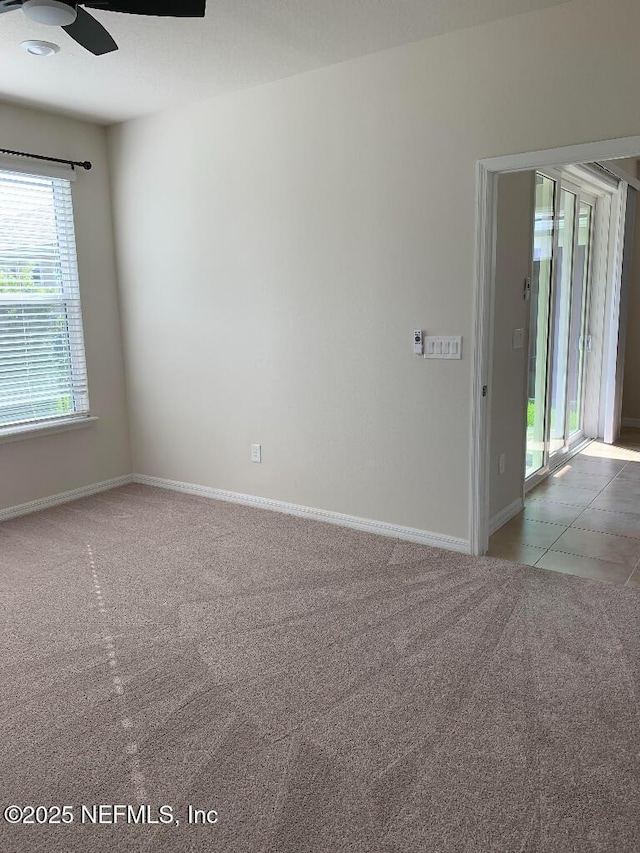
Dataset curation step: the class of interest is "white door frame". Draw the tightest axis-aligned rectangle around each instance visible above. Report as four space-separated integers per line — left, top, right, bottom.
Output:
469 135 640 556
602 184 636 443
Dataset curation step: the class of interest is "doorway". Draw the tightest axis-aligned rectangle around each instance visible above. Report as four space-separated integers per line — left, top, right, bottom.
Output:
470 135 640 560
486 162 640 584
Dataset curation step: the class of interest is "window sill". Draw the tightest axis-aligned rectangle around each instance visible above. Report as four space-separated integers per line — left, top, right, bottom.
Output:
0 416 98 445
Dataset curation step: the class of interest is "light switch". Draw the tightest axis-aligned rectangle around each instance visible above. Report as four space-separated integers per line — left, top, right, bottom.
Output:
512 328 525 350
424 336 463 359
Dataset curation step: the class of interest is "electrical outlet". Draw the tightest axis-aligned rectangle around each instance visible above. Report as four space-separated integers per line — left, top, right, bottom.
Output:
499 453 506 475
251 444 262 463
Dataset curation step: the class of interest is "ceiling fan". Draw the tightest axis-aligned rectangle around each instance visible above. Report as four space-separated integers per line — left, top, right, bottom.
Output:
0 0 206 55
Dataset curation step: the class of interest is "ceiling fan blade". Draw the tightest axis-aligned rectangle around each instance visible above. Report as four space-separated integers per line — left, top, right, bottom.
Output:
82 1 205 16
63 5 118 54
0 0 22 14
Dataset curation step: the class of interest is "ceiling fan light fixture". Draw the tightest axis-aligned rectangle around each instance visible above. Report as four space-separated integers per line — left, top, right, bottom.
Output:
23 0 77 26
20 38 60 55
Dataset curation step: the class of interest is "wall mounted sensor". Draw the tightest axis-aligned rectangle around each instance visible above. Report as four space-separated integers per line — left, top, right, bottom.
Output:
413 329 424 355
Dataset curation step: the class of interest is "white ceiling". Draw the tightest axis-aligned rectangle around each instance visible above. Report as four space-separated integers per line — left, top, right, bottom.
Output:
0 0 573 125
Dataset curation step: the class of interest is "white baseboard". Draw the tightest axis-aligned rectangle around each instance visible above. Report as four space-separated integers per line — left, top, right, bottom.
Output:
133 473 471 554
0 475 134 523
0 471 471 555
489 497 524 535
622 417 640 428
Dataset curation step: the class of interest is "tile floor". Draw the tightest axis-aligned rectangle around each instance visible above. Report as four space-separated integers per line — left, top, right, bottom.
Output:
488 427 640 586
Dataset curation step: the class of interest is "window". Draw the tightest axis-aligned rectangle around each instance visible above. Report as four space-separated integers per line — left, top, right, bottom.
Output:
0 167 89 433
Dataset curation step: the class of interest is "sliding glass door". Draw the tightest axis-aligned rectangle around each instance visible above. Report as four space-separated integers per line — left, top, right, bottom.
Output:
526 175 555 478
548 187 576 458
567 201 593 439
525 173 595 482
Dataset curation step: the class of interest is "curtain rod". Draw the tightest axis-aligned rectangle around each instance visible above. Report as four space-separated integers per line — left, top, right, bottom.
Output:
0 147 92 171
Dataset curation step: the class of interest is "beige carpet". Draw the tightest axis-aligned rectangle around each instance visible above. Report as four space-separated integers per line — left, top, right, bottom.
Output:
0 484 639 852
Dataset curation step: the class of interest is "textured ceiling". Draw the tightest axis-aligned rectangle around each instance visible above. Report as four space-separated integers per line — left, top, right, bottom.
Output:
0 0 573 125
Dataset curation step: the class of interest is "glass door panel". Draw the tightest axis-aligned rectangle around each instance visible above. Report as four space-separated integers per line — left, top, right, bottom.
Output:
526 174 555 478
525 173 596 487
566 202 593 437
548 188 576 457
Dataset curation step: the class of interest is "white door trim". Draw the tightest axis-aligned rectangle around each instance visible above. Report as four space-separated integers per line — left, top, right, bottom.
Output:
469 135 640 556
602 184 635 444
601 182 627 442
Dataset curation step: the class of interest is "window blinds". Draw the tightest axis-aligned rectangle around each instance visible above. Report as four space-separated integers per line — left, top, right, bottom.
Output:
0 168 89 431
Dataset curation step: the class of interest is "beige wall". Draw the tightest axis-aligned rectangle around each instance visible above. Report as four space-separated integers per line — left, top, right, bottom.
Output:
610 158 638 177
623 162 640 423
0 104 131 510
108 0 640 542
489 172 534 522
